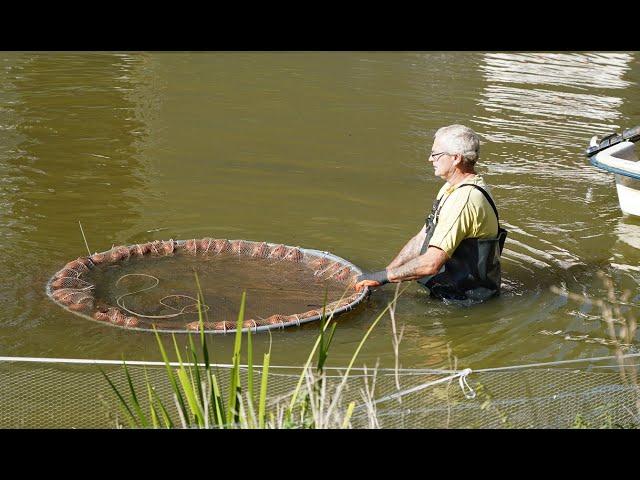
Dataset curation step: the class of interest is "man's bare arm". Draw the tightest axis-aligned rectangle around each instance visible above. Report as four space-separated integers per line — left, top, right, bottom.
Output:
386 226 427 270
354 244 447 293
386 246 448 282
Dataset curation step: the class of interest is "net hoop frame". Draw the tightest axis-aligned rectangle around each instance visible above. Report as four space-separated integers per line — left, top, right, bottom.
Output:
46 238 368 334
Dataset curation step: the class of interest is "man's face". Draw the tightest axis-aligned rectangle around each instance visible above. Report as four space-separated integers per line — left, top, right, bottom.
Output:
429 138 455 179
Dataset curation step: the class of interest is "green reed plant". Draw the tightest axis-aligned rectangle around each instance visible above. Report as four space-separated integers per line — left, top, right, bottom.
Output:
101 274 408 429
100 270 270 428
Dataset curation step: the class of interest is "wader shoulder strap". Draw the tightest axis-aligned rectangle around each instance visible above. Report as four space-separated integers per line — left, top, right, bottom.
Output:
459 183 507 254
458 183 500 226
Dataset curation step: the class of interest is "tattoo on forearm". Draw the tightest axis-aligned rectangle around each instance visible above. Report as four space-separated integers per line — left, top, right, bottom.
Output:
388 256 431 281
388 232 425 269
402 237 421 263
393 263 421 278
393 248 414 265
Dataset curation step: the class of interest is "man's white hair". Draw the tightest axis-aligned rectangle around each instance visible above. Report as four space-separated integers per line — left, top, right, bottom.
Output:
435 124 480 168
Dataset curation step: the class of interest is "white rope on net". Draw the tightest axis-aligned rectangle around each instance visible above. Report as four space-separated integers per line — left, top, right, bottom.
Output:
353 368 476 413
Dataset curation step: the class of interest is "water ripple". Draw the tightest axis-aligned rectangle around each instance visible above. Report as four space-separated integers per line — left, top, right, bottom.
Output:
474 52 633 151
480 52 633 90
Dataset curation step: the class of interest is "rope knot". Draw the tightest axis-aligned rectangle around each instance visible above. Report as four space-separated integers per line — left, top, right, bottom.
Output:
458 368 476 399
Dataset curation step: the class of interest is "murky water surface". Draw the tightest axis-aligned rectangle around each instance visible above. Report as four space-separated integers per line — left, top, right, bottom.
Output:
1 52 639 369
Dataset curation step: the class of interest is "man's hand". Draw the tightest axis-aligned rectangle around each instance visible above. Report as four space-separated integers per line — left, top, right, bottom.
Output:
353 270 389 292
355 279 381 292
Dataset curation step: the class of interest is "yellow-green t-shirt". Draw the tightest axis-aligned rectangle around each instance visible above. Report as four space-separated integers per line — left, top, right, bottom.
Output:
428 175 499 257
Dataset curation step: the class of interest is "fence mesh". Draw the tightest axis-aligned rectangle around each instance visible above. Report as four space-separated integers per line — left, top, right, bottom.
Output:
1 357 638 428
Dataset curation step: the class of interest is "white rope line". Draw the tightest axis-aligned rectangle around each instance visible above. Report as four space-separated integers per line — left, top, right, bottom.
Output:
589 363 640 369
0 356 225 368
3 353 639 374
354 369 475 411
265 371 450 379
115 273 210 319
473 352 640 373
0 355 460 373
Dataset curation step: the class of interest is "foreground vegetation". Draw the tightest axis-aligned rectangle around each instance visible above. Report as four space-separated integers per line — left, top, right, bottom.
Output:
101 270 640 429
101 278 408 428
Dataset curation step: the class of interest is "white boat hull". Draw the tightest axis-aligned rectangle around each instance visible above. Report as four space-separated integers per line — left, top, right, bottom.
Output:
590 140 640 217
615 179 640 216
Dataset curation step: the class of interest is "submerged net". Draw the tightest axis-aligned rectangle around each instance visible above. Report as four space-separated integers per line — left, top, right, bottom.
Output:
46 239 365 333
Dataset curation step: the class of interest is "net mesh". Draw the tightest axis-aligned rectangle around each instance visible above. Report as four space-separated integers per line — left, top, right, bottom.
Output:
1 357 638 428
46 239 365 333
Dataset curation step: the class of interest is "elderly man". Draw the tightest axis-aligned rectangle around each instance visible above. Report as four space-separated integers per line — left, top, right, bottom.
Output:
355 124 507 302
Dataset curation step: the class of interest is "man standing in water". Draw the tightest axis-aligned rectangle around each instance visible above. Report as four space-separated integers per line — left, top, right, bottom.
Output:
354 124 507 302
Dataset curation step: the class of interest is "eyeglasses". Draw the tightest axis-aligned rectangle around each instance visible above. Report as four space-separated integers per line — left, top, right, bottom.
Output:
429 151 450 161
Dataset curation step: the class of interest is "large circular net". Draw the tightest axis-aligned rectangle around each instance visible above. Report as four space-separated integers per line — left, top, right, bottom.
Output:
46 239 366 333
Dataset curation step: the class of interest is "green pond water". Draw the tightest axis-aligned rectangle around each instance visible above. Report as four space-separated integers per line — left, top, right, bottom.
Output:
1 51 639 370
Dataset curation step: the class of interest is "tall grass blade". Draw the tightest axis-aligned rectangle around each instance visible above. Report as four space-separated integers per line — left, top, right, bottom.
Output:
226 290 246 425
99 367 138 428
174 393 188 428
288 283 355 416
202 380 210 429
170 333 203 426
177 368 204 427
247 322 254 412
287 290 340 414
318 322 337 374
187 333 205 413
147 384 160 428
258 350 271 429
153 327 189 420
122 360 149 428
210 372 225 426
317 288 329 373
193 269 210 323
142 367 160 429
193 271 211 371
287 325 330 413
342 401 355 429
149 384 174 428
326 284 410 421
193 272 217 422
244 392 257 429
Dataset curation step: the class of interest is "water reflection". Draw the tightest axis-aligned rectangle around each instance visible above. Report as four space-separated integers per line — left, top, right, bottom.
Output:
470 53 634 286
479 53 633 90
473 52 633 150
0 52 158 343
612 216 640 271
0 53 158 247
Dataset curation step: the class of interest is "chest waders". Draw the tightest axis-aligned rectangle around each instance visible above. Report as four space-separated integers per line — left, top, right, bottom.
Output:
417 184 508 302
